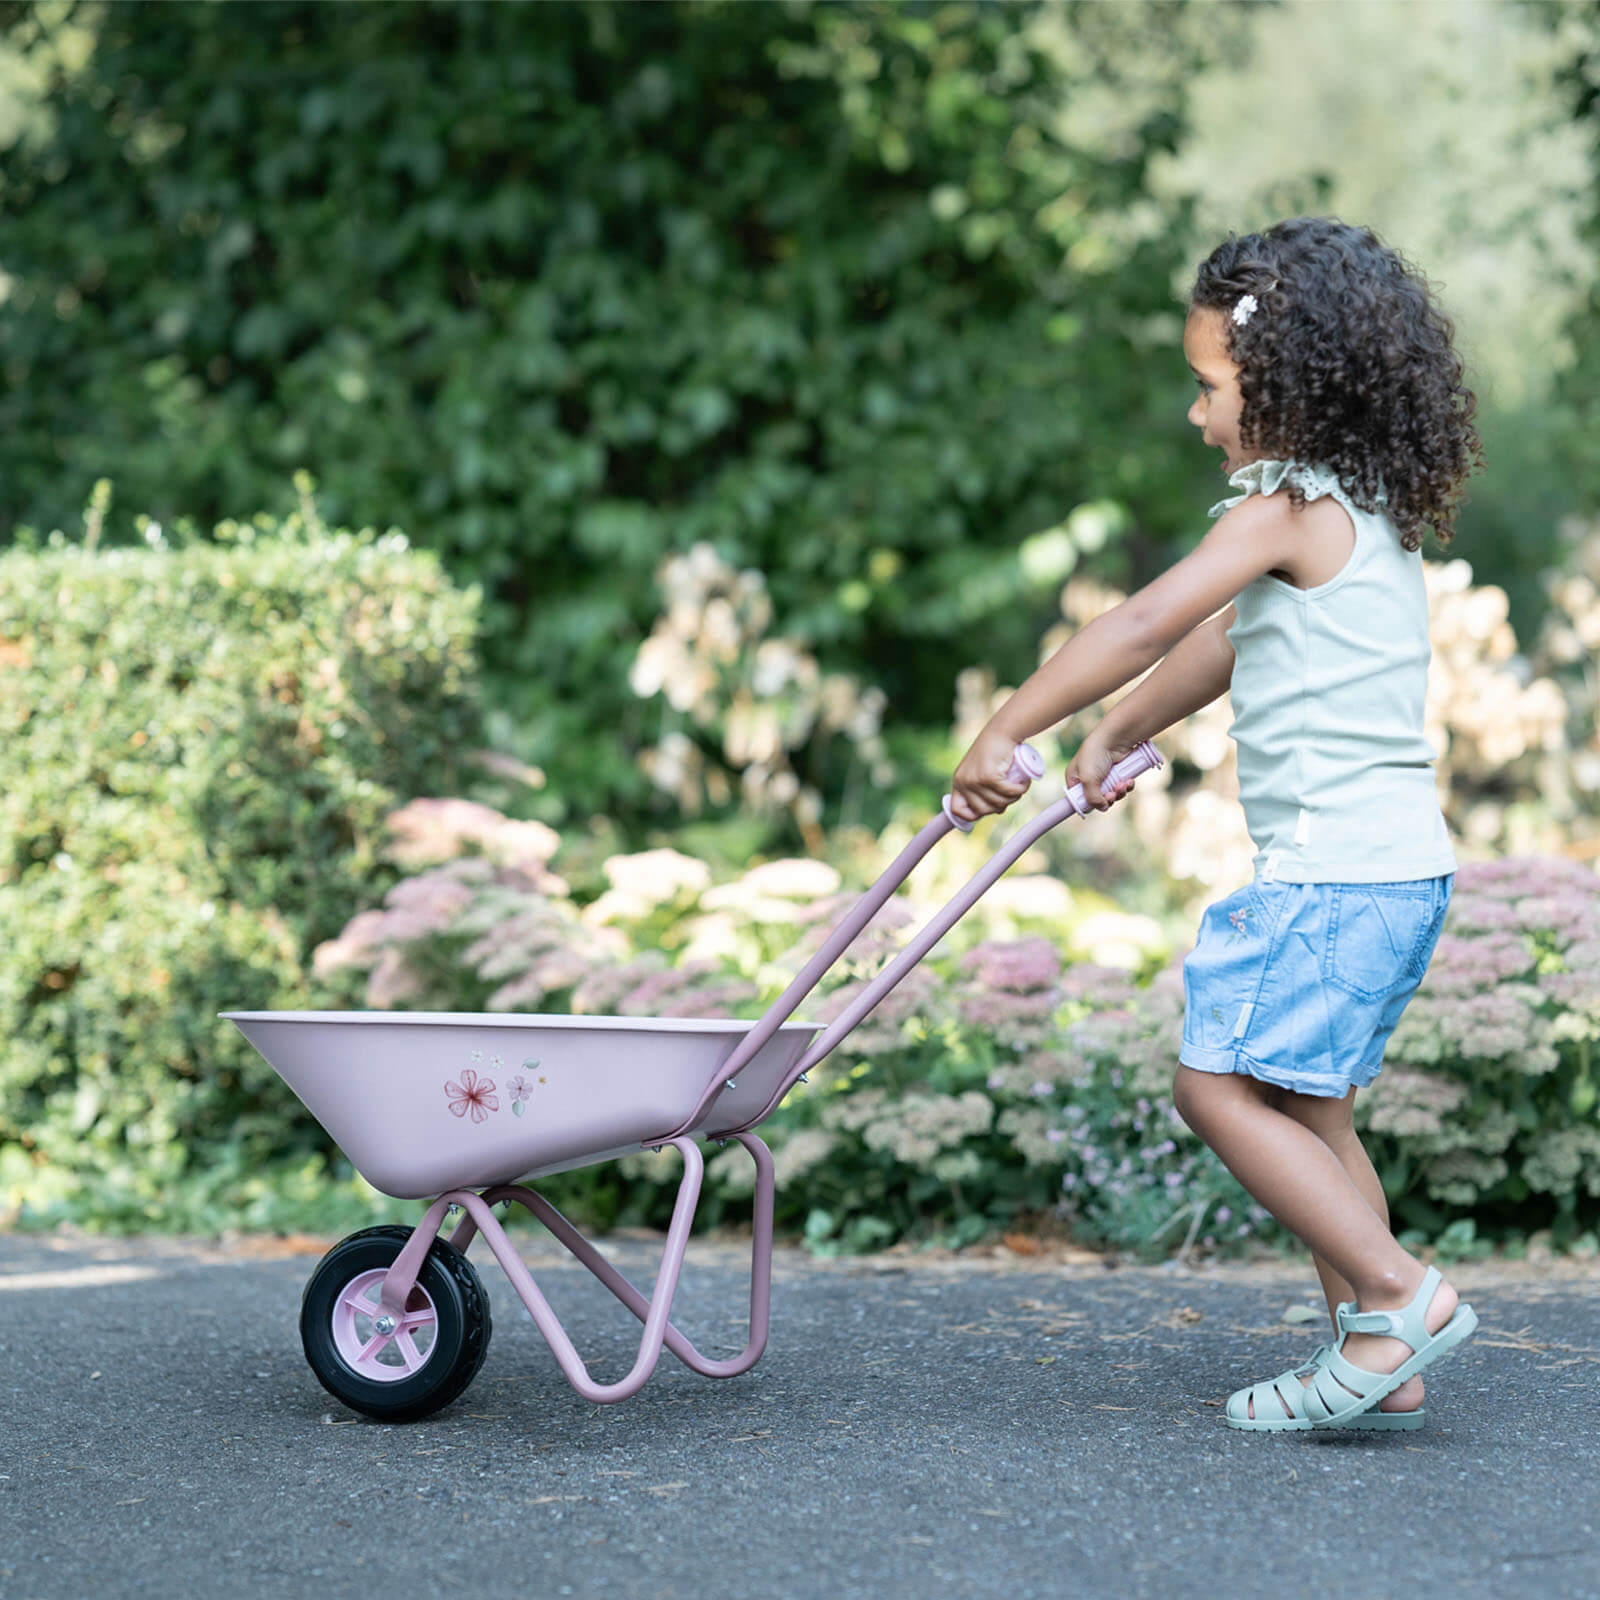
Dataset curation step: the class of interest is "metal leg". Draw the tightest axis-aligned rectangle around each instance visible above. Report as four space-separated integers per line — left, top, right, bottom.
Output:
379 1134 776 1402
482 1130 775 1381
375 1193 456 1321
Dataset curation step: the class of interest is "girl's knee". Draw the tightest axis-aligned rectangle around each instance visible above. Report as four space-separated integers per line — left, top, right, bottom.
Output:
1171 1063 1204 1125
1172 1062 1266 1128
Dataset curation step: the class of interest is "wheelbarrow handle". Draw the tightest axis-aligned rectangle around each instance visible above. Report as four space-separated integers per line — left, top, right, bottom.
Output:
654 740 1162 1143
941 741 1048 832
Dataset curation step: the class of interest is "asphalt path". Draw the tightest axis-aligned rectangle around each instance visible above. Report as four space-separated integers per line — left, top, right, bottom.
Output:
2 1227 1597 1600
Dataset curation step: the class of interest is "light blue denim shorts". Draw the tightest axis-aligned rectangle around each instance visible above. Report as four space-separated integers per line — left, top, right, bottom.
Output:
1180 873 1454 1100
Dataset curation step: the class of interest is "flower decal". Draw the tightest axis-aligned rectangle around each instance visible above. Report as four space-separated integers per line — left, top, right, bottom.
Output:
444 1068 499 1123
507 1073 533 1117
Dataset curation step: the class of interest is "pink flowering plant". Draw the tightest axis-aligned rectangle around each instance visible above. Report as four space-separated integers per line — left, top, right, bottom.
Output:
701 932 1268 1259
1355 856 1600 1251
1041 962 1273 1262
308 792 1598 1259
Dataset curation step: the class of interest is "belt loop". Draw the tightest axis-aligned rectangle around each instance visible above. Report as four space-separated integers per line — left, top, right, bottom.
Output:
1263 851 1280 883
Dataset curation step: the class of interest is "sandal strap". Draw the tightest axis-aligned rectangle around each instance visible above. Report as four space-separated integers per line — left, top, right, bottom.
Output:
1300 1342 1395 1423
1334 1265 1440 1352
1227 1344 1341 1424
1300 1343 1334 1372
1339 1307 1406 1335
1228 1370 1314 1424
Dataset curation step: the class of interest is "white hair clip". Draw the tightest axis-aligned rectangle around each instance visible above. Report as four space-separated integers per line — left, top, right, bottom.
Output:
1232 293 1259 327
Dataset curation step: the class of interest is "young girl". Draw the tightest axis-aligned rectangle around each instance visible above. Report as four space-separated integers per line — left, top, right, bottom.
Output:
949 216 1484 1431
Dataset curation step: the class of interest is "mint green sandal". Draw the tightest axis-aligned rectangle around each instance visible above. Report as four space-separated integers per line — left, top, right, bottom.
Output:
1299 1264 1477 1429
1223 1339 1427 1432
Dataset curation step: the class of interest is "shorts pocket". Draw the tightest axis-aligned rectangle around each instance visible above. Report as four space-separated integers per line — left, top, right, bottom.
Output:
1323 885 1439 1002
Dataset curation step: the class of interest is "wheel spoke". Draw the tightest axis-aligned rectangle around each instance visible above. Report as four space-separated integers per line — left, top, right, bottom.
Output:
397 1330 425 1373
341 1288 378 1318
355 1331 390 1365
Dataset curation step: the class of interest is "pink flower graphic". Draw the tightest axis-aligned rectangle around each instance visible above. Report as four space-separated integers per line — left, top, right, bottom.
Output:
444 1068 499 1123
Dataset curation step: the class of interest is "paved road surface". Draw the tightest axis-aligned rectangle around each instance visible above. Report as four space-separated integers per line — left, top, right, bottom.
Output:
2 1228 1596 1600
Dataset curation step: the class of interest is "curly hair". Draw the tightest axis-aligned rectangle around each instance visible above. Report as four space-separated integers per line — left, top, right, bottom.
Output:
1189 217 1485 552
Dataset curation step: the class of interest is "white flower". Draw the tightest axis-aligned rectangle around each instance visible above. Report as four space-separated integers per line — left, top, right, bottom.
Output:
1232 294 1259 327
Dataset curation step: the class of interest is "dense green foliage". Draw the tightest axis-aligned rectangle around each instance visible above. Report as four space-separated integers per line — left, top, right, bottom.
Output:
1542 0 1600 508
3 1 1598 1258
0 0 1239 830
0 513 484 1221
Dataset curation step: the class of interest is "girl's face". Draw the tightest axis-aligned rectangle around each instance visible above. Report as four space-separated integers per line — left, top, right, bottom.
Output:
1184 306 1261 476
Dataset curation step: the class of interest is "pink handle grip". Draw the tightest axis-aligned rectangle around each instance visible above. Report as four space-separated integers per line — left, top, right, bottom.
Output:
1062 739 1163 815
942 742 1047 833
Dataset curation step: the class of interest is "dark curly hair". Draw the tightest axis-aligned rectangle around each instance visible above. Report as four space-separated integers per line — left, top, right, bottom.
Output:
1189 217 1485 552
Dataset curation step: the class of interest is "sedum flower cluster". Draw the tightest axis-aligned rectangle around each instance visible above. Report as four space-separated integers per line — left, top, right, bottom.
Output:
312 766 1600 1256
1364 855 1600 1220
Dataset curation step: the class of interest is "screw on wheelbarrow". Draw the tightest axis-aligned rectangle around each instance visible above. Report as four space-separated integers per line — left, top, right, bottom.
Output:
221 740 1161 1421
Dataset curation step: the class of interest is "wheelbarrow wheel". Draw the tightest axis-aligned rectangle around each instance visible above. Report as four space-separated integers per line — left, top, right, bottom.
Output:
300 1224 492 1423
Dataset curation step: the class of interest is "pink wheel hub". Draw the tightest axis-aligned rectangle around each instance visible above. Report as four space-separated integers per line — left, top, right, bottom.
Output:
330 1268 439 1381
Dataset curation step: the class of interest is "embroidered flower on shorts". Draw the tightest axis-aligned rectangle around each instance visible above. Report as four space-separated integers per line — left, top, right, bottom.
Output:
1226 906 1252 943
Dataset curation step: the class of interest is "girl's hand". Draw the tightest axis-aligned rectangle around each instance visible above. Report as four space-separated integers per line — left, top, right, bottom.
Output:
1065 724 1143 812
950 726 1029 824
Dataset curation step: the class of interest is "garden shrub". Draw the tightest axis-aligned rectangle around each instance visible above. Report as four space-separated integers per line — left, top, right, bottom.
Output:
1365 856 1600 1238
0 505 484 1225
300 813 1600 1260
287 811 1292 1257
1050 858 1600 1255
0 0 1241 825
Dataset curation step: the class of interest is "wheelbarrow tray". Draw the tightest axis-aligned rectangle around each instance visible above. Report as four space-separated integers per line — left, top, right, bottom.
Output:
220 1010 820 1199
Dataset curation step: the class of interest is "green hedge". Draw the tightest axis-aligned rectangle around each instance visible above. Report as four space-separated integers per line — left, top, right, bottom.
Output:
0 505 484 1221
0 0 1238 824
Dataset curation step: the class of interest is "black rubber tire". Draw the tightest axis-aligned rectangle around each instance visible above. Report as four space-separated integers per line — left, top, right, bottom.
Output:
300 1224 492 1423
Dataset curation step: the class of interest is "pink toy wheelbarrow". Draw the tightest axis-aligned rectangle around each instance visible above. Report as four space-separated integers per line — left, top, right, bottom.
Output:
221 740 1161 1422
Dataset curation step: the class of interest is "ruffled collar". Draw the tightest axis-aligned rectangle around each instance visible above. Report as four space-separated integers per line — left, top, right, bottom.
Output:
1206 457 1386 520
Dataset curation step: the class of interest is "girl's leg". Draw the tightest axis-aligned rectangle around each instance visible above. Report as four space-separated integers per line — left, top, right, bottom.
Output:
1172 1065 1458 1411
1268 1084 1423 1413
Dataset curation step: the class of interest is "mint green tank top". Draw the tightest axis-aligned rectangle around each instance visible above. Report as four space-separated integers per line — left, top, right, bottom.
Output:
1209 457 1458 885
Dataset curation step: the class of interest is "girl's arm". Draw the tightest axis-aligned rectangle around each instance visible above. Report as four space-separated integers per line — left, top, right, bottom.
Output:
984 493 1290 746
1095 605 1236 746
984 603 1168 744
